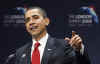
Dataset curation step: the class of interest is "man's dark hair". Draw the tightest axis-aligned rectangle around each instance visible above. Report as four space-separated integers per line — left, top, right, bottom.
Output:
25 6 47 18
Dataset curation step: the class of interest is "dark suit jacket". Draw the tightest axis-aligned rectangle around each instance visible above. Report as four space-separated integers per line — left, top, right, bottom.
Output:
5 35 90 64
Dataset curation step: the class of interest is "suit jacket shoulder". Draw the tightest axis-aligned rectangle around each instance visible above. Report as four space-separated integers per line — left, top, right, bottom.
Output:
15 42 32 64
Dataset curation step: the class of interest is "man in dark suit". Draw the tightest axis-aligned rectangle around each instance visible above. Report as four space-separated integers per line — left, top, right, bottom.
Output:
5 6 90 64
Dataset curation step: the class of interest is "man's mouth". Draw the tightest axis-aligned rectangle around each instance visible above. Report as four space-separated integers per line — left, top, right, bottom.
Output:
30 26 38 30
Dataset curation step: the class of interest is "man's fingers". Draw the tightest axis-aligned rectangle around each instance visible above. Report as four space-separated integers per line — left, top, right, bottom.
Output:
70 35 79 44
70 35 82 45
74 37 82 43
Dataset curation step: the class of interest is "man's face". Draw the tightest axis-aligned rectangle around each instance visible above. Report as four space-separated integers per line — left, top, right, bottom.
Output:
25 9 49 36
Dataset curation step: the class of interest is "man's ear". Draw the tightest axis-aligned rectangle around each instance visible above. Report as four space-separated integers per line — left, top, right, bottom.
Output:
44 18 50 26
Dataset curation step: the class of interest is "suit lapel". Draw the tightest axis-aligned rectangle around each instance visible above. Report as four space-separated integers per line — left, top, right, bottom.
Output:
41 35 56 64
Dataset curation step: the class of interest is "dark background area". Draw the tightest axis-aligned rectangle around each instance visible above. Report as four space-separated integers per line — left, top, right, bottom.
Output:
0 0 100 64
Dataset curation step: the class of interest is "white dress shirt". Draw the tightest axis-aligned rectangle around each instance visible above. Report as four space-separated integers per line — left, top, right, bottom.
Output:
31 33 48 63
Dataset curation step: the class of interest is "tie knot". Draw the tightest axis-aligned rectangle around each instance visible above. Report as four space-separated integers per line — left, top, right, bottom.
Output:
35 42 40 48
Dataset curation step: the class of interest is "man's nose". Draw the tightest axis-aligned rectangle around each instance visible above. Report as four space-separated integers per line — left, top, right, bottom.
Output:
29 18 36 26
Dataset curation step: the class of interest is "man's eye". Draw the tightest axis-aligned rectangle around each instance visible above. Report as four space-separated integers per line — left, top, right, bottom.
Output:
32 15 39 19
25 18 30 23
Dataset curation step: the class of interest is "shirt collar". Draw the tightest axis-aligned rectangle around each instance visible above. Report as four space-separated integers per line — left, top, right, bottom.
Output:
32 33 49 46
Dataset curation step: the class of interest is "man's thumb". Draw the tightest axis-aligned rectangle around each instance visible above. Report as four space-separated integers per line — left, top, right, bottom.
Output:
65 37 70 42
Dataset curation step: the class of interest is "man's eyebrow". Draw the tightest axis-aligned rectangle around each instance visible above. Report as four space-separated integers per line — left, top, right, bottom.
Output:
31 15 40 19
32 15 38 16
32 14 39 16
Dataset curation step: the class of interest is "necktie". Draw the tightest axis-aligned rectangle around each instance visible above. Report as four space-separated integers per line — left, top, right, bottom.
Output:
32 41 40 64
